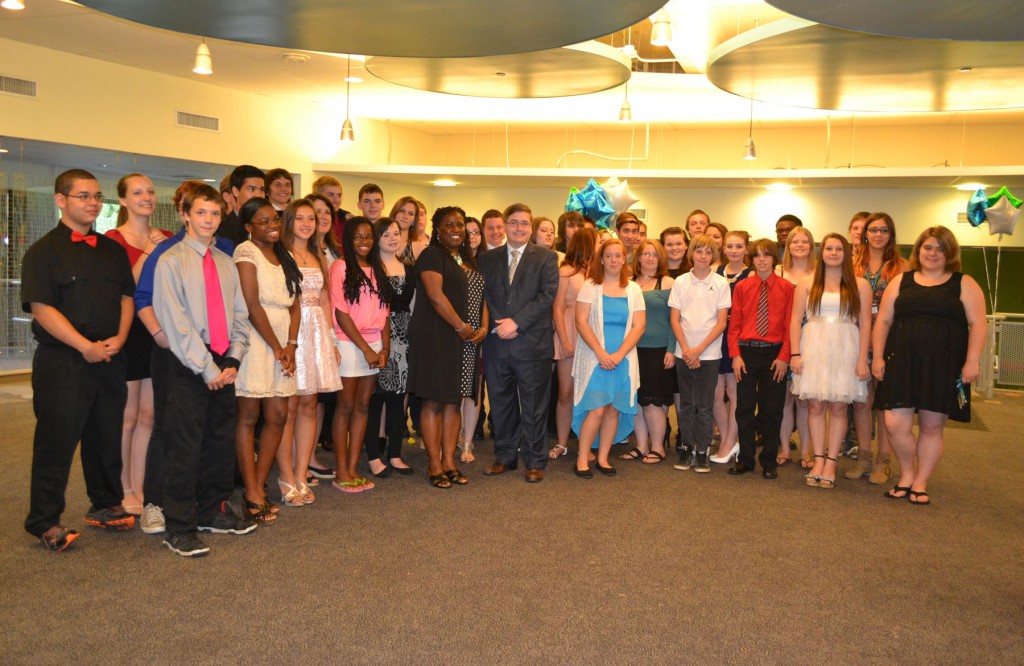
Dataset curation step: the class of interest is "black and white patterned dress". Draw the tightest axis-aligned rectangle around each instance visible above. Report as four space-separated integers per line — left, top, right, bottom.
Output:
460 269 485 397
376 272 415 394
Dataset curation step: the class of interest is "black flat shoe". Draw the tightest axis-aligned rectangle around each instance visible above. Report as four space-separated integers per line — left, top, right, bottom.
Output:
371 466 392 479
574 465 593 479
596 463 617 476
391 464 415 476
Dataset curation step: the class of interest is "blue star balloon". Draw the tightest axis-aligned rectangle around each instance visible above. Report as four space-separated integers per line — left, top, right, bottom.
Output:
565 186 583 213
967 188 988 227
577 178 615 229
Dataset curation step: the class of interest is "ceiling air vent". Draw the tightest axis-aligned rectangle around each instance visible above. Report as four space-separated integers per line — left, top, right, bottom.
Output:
176 111 220 132
0 75 38 98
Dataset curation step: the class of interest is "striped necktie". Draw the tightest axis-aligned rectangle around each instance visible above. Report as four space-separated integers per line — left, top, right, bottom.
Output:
509 248 520 284
755 279 769 337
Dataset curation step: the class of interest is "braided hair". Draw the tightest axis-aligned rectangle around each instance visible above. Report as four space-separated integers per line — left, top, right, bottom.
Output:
429 205 475 270
340 216 392 307
239 197 302 297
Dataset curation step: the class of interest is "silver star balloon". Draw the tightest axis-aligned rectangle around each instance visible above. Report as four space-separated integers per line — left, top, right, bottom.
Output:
602 177 639 214
986 194 1021 238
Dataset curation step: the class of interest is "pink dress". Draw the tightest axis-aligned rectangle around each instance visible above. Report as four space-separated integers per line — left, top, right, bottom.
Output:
553 270 585 360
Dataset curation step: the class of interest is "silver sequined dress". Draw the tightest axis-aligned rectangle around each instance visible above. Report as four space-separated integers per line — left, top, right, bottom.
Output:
294 266 343 395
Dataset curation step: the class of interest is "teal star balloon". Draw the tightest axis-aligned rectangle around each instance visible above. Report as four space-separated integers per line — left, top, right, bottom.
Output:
967 188 988 227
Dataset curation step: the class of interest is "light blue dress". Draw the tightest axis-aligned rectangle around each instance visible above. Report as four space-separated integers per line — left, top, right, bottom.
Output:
571 295 637 444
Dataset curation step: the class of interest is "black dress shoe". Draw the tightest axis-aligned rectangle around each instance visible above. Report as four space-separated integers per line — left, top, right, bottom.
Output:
390 464 415 476
596 463 617 477
728 462 752 476
762 469 778 480
574 465 593 479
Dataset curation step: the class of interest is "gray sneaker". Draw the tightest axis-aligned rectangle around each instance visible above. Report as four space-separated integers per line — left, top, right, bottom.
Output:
197 502 257 535
694 452 711 473
164 532 209 558
140 504 165 534
673 448 694 471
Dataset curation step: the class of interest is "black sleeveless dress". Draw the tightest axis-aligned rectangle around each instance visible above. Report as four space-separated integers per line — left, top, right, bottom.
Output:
873 271 971 422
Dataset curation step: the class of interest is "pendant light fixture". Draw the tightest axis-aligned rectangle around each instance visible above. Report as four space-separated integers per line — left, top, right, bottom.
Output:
340 56 356 143
650 9 672 47
192 39 213 75
1 0 26 10
618 80 632 123
742 96 757 160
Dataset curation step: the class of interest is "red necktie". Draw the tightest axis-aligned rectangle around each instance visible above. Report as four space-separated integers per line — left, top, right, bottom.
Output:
755 280 769 337
203 250 230 355
70 230 97 247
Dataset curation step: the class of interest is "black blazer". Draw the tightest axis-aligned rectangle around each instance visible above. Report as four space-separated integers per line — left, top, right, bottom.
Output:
479 243 559 361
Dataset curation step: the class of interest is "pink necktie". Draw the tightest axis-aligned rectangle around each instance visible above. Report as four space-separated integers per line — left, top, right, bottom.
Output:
204 250 229 355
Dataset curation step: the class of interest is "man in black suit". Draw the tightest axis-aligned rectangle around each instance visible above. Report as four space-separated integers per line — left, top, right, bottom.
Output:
479 203 559 483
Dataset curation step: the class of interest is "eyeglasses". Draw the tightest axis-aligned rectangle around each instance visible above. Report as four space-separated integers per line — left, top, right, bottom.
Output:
865 227 891 235
250 216 281 227
466 230 481 236
507 220 531 228
353 234 374 241
64 192 104 202
640 252 658 258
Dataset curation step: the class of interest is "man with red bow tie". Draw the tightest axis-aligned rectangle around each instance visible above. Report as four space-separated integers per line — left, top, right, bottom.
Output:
21 169 135 552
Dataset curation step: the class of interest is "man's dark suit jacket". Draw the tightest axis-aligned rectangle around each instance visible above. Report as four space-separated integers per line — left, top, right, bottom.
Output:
479 242 559 360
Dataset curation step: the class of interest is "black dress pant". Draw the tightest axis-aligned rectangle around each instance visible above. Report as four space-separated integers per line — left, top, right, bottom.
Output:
485 354 551 470
735 343 787 471
142 345 173 507
161 354 236 535
365 391 406 461
25 345 127 537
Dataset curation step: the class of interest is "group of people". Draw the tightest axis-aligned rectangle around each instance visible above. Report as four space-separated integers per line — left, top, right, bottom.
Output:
21 166 986 558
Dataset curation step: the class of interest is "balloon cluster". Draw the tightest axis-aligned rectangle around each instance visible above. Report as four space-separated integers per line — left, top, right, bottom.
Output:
966 186 1022 238
565 177 639 230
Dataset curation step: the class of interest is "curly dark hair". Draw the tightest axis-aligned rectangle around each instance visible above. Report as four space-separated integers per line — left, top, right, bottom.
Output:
340 216 392 307
240 197 302 298
429 206 476 270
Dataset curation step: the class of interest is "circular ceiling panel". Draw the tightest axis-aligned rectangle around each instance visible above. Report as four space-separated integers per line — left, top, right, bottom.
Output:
707 19 1024 113
366 42 631 98
76 0 668 58
766 1 1024 41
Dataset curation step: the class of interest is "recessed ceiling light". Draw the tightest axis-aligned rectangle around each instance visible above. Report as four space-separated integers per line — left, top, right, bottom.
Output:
282 53 311 64
956 182 987 191
433 179 458 187
495 71 506 77
344 76 363 83
765 183 793 191
959 66 973 73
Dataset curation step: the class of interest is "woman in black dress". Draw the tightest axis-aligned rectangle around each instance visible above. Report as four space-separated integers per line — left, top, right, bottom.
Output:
872 226 986 505
407 206 488 488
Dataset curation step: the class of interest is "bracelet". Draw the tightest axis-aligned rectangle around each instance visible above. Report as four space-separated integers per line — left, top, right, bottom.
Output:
790 353 800 357
153 328 163 336
288 339 297 345
455 322 468 332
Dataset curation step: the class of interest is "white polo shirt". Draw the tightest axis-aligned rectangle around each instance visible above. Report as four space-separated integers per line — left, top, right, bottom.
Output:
667 270 731 360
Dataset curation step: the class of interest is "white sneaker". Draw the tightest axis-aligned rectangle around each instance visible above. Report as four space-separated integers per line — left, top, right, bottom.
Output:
140 503 165 534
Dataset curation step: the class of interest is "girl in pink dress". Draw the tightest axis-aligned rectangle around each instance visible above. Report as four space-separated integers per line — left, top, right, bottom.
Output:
549 227 599 459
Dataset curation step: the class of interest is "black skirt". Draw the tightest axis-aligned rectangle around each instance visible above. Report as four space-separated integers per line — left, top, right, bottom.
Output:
636 347 674 407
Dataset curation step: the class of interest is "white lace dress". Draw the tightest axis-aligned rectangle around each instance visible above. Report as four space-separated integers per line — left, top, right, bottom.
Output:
233 241 297 398
792 292 867 403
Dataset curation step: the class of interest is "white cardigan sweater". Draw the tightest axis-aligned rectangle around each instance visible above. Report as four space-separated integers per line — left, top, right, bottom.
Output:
571 279 645 408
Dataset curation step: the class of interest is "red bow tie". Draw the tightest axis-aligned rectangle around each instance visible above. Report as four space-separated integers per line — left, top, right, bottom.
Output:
71 230 97 247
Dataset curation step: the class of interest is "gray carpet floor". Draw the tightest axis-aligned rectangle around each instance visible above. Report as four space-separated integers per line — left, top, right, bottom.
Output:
1 381 1022 665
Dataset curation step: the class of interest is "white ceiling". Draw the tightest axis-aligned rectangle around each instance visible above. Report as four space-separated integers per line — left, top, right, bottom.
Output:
3 0 1022 135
